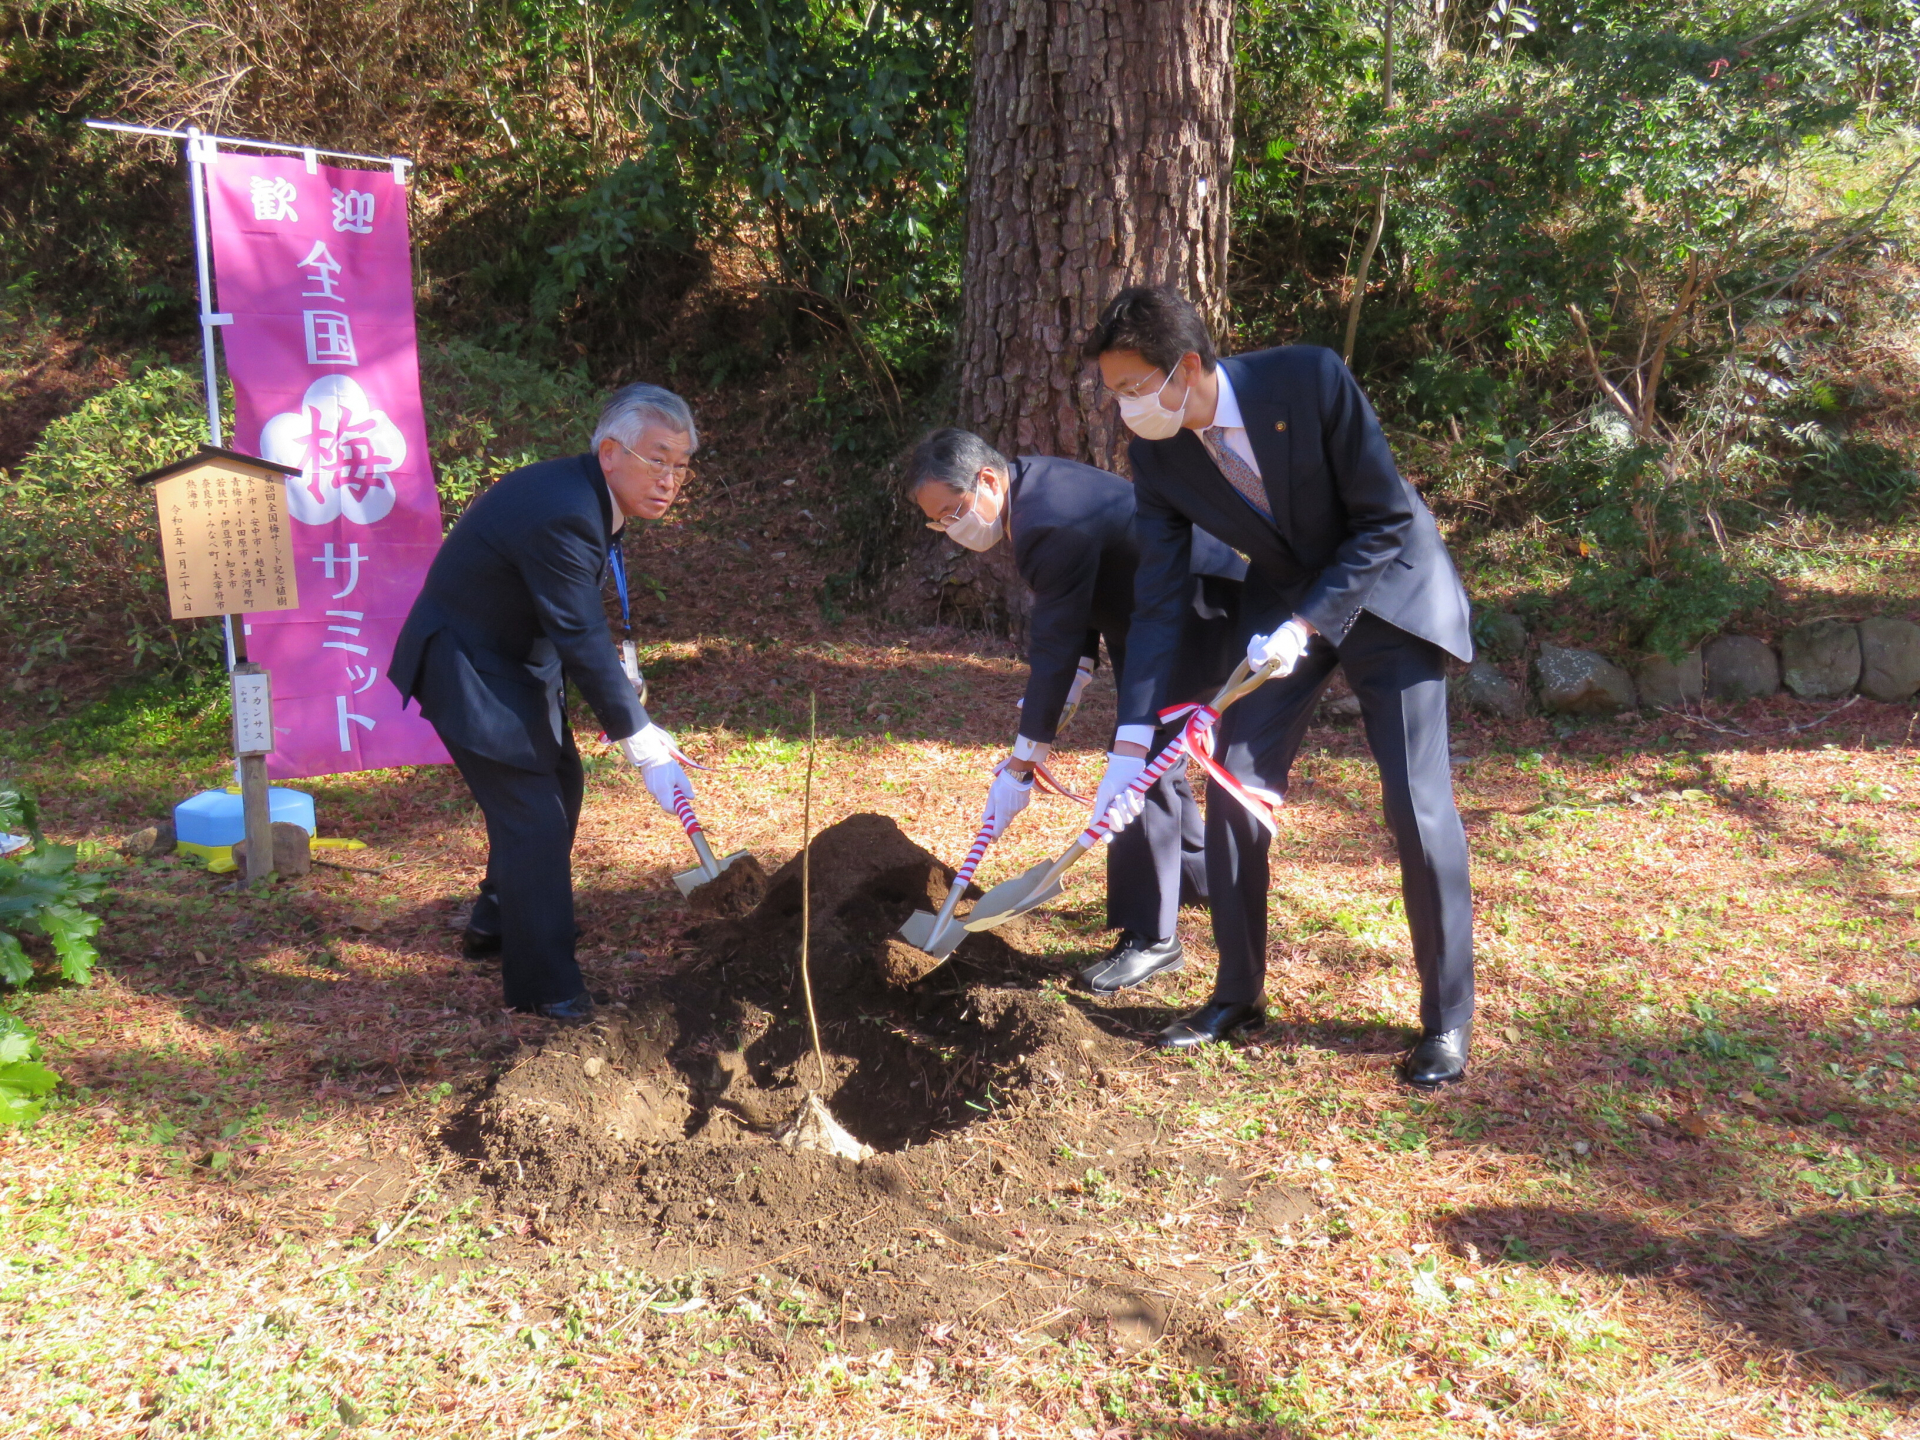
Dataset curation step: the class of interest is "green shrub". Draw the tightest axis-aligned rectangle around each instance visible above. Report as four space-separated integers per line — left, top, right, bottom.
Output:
0 363 219 678
0 788 108 1127
0 342 600 687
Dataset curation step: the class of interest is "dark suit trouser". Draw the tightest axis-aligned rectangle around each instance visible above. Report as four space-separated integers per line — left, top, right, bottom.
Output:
1105 584 1239 941
1206 611 1474 1031
1106 761 1207 940
444 727 587 1011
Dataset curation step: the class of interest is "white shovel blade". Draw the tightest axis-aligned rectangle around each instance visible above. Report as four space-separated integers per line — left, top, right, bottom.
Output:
960 861 1065 931
896 909 966 960
672 847 752 897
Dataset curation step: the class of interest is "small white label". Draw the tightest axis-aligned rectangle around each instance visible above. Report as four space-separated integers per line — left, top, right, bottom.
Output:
231 669 274 755
621 641 641 686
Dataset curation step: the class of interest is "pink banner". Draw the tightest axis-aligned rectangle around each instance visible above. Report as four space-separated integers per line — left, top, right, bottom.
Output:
206 152 449 777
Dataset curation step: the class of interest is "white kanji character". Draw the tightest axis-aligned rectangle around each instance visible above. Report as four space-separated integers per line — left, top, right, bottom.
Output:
249 175 299 222
330 188 375 234
303 310 358 365
296 240 344 300
312 543 367 598
336 695 376 752
344 664 381 695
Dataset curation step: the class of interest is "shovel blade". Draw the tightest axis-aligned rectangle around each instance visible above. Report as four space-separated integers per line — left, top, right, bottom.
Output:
672 847 753 897
960 861 1066 932
896 908 966 960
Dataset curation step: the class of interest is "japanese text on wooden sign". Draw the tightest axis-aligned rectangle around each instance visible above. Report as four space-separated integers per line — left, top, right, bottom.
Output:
151 457 301 619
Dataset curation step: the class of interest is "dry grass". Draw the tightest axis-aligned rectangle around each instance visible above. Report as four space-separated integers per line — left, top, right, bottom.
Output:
1 460 1916 1438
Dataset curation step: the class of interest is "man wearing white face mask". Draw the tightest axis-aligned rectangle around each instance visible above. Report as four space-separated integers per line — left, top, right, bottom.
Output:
907 427 1244 991
1084 286 1477 1089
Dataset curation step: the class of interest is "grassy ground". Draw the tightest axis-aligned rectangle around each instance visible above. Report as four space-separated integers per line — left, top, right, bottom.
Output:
1 473 1917 1438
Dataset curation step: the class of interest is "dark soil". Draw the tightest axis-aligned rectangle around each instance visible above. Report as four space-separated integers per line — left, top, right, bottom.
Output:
684 851 768 916
449 814 1314 1353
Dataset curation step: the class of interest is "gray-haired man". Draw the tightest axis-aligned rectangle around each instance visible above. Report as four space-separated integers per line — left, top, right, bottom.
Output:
393 384 699 1024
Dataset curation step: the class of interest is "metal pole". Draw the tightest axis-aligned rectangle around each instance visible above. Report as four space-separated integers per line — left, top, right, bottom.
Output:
183 125 273 882
184 127 223 447
85 118 411 174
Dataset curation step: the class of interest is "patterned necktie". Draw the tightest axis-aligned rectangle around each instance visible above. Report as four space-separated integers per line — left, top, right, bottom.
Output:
1200 425 1272 520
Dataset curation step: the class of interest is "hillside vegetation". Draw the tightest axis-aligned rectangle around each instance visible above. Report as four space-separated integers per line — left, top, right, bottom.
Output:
2 0 1918 710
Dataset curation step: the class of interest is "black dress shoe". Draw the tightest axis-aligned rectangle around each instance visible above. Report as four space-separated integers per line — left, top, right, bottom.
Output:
463 923 582 962
461 926 502 960
534 993 597 1026
1078 933 1185 994
1401 1023 1471 1088
1156 1001 1266 1050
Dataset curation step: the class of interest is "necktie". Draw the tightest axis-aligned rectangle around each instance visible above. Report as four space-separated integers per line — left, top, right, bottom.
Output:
1200 426 1272 520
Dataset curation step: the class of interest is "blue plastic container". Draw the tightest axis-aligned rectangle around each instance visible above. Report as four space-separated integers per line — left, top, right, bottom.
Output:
174 787 316 868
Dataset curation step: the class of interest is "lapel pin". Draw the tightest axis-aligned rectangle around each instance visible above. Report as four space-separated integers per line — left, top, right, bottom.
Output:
1274 420 1288 433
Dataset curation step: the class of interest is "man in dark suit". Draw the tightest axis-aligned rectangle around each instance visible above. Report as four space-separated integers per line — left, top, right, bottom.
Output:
392 384 700 1025
1085 286 1476 1087
905 428 1243 991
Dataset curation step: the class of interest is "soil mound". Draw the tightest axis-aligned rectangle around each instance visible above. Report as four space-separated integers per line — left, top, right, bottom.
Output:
684 852 767 916
452 814 1293 1353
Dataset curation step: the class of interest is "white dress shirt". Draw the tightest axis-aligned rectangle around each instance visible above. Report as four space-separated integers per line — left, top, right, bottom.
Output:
1113 366 1263 752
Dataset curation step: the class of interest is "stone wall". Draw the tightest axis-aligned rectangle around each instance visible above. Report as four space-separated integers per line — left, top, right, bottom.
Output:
1444 613 1920 720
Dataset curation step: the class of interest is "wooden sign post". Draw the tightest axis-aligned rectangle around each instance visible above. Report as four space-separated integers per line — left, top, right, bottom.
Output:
134 445 302 883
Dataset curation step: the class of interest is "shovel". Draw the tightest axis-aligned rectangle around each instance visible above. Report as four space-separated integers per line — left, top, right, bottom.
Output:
668 791 754 897
962 659 1277 933
896 814 998 961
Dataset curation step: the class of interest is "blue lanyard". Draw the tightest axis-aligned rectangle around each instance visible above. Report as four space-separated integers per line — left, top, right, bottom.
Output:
607 537 631 637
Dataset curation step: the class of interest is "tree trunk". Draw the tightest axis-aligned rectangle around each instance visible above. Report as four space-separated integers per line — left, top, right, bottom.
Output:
956 0 1235 471
905 0 1231 635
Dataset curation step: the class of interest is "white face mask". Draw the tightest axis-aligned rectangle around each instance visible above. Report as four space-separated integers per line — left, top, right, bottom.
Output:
942 499 1004 552
1115 367 1188 440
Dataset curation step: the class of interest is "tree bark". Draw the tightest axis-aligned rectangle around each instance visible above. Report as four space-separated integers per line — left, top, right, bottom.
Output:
956 0 1235 473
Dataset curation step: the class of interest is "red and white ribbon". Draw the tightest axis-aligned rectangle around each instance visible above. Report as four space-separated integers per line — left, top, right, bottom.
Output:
951 817 996 889
1030 759 1087 804
1159 698 1279 837
1078 730 1194 846
670 791 703 840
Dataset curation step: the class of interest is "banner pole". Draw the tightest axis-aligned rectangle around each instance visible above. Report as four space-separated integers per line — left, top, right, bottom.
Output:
184 126 240 673
185 126 272 882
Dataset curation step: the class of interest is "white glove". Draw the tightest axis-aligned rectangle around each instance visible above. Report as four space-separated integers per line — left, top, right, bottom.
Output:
1247 617 1314 676
982 761 1033 839
1059 656 1096 730
619 724 693 818
1088 751 1147 841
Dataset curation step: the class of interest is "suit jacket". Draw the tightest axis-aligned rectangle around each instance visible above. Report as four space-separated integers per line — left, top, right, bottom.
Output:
1009 454 1246 744
1117 346 1472 728
391 452 647 770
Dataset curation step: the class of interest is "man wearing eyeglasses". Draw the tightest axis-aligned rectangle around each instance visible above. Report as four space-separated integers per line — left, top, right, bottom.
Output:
1083 286 1477 1088
393 384 699 1025
905 427 1245 993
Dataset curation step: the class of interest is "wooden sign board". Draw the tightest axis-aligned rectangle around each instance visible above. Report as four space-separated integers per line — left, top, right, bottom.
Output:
134 447 301 619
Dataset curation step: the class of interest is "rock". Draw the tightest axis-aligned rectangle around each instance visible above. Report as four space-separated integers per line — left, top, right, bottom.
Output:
1857 617 1920 701
1454 660 1526 720
1780 619 1861 699
1319 691 1362 719
232 821 312 877
1532 644 1635 715
120 819 176 858
1475 610 1529 662
1703 635 1780 702
1632 650 1704 710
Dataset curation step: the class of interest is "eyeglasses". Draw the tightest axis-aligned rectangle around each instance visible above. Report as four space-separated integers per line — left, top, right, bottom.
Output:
1102 367 1170 401
923 491 975 532
617 437 691 481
